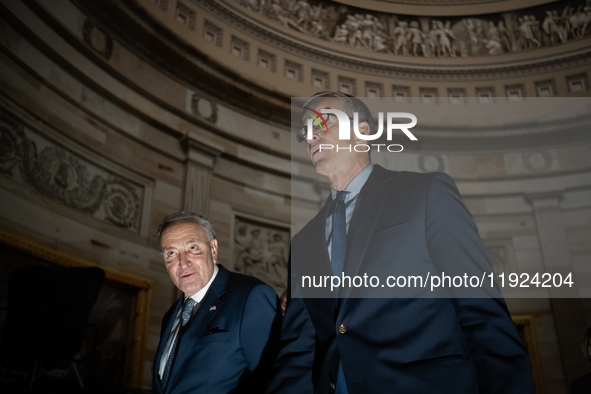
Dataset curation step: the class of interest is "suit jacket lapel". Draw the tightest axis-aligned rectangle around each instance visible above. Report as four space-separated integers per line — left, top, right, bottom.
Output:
294 196 340 336
340 165 394 300
295 196 334 296
154 297 182 393
165 265 228 392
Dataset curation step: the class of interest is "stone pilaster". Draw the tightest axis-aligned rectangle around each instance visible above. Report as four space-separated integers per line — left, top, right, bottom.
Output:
528 191 589 386
181 136 221 217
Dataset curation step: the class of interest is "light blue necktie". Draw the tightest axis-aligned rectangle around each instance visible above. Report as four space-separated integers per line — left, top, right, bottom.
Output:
331 191 349 394
161 298 197 390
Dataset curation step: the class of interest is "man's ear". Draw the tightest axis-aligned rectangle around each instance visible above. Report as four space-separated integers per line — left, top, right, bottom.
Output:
354 121 370 143
210 239 218 264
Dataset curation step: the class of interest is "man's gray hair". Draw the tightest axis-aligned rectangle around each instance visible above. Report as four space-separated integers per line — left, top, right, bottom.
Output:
302 91 375 134
303 91 375 163
156 211 217 250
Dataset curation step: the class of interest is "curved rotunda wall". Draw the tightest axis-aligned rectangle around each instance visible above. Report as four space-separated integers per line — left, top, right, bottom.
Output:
0 0 589 392
135 0 591 101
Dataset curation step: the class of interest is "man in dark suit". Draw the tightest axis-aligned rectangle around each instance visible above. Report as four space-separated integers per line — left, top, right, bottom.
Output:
266 92 534 393
570 327 591 394
153 211 280 394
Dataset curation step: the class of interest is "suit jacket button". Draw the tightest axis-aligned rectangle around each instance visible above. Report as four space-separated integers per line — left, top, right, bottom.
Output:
339 324 347 334
330 382 336 390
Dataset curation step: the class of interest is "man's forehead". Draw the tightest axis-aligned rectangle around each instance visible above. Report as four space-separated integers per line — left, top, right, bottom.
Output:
162 219 206 238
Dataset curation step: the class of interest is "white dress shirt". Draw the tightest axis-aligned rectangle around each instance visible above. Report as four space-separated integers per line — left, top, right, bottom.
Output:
158 265 219 378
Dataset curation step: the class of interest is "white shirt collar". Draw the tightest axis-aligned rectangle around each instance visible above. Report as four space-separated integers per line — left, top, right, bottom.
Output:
330 164 374 202
185 265 219 304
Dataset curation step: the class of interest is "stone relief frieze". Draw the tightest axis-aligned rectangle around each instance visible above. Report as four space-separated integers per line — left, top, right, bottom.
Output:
486 245 508 274
0 113 143 232
375 0 500 4
233 215 289 294
238 0 591 58
484 239 517 275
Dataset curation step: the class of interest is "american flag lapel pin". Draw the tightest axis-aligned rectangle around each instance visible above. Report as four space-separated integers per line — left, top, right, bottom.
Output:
209 305 216 311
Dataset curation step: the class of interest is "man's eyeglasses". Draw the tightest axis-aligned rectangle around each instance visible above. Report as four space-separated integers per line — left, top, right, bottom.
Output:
295 112 340 143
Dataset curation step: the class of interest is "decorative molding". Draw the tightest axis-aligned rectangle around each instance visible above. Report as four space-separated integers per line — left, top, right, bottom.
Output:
447 87 468 104
419 87 439 104
337 75 357 94
149 0 169 11
522 151 554 171
311 68 330 89
365 81 384 96
234 0 591 59
175 1 196 30
193 0 591 80
11 0 591 163
181 135 223 166
0 108 144 233
475 86 496 103
504 83 526 99
5 0 295 172
374 0 502 4
525 189 564 208
486 246 508 274
190 93 219 124
258 48 278 71
285 59 304 81
203 19 224 46
392 84 410 102
62 0 591 145
418 154 445 172
483 238 517 275
534 78 557 96
566 72 589 92
230 34 251 60
82 18 113 60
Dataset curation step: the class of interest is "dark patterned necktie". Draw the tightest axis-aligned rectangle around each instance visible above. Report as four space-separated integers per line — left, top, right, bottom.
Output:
331 190 349 276
161 298 197 389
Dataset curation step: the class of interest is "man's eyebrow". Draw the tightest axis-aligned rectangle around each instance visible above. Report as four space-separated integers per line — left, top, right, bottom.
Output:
162 240 200 250
303 106 333 113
